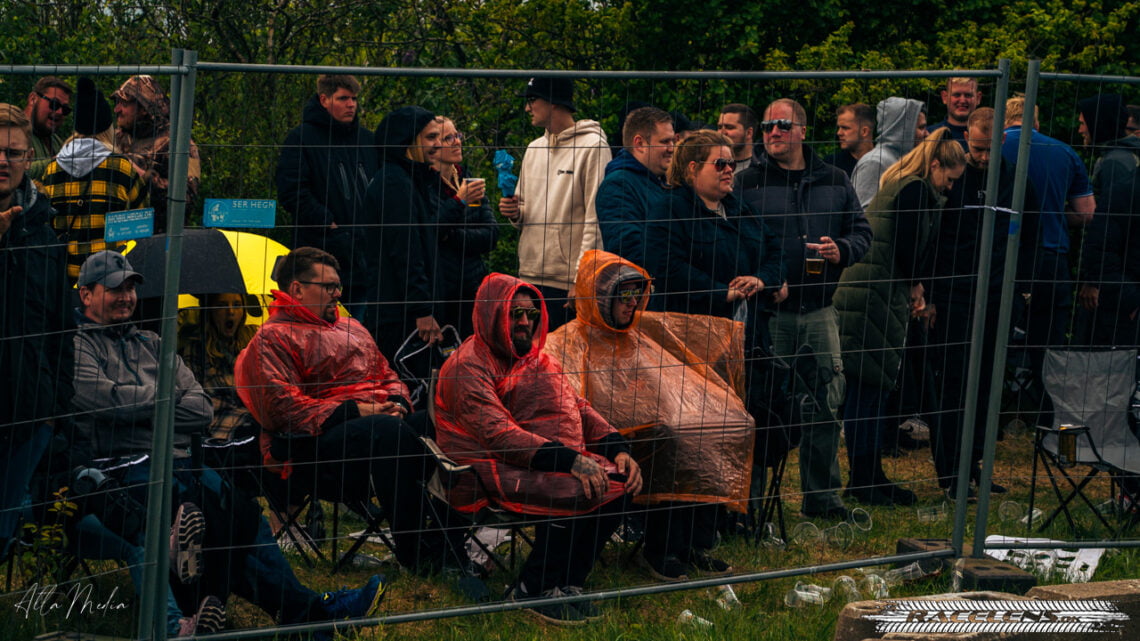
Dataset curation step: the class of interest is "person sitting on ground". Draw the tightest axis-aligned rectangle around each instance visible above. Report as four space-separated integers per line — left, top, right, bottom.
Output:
69 250 384 639
544 250 753 582
434 272 643 626
234 246 469 575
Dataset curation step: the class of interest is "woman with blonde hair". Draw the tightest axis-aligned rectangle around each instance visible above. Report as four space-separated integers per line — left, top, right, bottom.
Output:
40 77 147 282
428 116 499 338
833 127 965 506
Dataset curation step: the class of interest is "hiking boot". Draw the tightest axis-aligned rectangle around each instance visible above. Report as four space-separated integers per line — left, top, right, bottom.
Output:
321 574 387 620
638 551 690 582
175 595 225 637
802 504 852 521
686 550 732 576
508 584 588 626
170 502 206 584
562 585 602 621
844 485 895 506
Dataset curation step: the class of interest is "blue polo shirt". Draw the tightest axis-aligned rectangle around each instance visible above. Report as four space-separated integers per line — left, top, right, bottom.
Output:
1001 127 1093 253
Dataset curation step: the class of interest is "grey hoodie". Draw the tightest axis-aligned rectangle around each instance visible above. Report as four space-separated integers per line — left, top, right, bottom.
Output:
55 138 113 178
850 97 925 207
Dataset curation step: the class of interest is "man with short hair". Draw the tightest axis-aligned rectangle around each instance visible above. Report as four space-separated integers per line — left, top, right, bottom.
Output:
595 106 675 267
1002 97 1095 358
928 107 1037 497
71 249 383 638
1126 105 1140 138
23 76 72 180
434 273 642 625
235 247 466 575
823 103 875 177
112 75 201 232
928 77 982 146
1077 94 1140 346
500 76 611 331
718 103 759 174
276 75 377 305
739 98 872 521
0 103 72 560
850 97 927 207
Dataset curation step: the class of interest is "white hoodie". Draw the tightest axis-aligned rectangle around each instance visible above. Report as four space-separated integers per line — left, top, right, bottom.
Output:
55 137 113 178
513 119 612 290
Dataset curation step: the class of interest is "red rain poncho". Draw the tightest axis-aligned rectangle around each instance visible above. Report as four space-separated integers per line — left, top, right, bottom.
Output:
544 250 754 512
433 273 628 516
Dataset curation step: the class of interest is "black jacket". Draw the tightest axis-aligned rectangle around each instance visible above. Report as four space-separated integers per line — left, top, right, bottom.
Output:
738 145 872 313
360 106 439 349
276 95 378 296
1 177 73 443
1080 136 1140 314
428 167 499 328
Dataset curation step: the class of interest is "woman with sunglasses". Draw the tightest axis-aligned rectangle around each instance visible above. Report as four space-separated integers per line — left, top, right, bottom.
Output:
39 77 147 283
832 128 966 506
428 116 499 339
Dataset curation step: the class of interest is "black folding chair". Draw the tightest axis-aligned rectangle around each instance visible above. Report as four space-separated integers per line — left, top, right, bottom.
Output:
1029 348 1140 536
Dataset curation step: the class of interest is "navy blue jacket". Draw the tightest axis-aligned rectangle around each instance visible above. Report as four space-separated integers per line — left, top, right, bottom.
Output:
595 150 668 269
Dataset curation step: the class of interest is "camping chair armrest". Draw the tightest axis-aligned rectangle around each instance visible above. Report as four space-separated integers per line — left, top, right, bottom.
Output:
420 435 472 486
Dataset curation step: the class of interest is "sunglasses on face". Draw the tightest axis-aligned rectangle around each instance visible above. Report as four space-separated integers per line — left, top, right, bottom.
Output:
699 158 737 172
510 306 541 321
760 119 801 133
37 92 72 116
615 288 644 303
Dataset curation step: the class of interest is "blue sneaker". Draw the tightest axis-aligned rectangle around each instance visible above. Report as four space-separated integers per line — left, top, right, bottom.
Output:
321 574 386 620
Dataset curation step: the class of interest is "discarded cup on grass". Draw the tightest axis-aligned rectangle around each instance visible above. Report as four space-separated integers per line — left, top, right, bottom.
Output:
997 500 1041 525
714 584 741 611
790 521 822 546
860 573 890 598
832 576 861 603
916 501 949 524
848 507 873 532
677 609 714 628
758 522 787 550
883 560 936 586
784 582 829 607
822 521 854 550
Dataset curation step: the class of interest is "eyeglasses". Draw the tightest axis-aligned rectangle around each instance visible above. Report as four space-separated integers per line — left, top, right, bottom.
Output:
0 148 32 161
615 288 644 303
37 92 72 116
525 96 540 105
298 280 343 294
698 158 737 172
509 306 540 321
442 132 463 145
760 119 803 133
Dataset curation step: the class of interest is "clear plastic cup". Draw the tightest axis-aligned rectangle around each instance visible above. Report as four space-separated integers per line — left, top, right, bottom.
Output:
791 521 822 546
677 609 714 627
917 501 949 524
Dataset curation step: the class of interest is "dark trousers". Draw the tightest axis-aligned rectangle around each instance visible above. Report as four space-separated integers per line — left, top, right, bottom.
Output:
643 502 719 560
519 497 626 593
276 414 452 571
928 298 1000 489
533 284 575 331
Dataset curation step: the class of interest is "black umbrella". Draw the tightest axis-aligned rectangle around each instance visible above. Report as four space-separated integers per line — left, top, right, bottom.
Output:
125 229 248 300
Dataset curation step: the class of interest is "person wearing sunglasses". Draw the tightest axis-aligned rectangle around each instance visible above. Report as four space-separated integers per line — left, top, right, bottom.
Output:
833 128 966 506
39 78 148 283
435 272 642 625
428 115 499 339
22 76 73 181
737 97 872 522
545 250 754 582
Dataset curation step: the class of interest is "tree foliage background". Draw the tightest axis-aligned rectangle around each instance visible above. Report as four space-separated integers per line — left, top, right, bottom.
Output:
2 0 1137 258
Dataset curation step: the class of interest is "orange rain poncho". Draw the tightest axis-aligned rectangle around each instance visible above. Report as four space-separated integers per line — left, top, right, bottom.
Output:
544 250 754 512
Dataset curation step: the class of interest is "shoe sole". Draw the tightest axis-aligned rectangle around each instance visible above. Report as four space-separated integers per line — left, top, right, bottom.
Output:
362 580 387 618
194 597 226 635
636 554 689 583
524 605 589 627
172 503 206 584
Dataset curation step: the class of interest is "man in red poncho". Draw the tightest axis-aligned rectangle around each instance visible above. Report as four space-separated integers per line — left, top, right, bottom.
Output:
434 272 642 625
235 247 461 574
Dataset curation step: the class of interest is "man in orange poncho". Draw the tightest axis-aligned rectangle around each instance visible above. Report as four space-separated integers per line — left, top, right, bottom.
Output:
545 250 754 582
434 272 642 625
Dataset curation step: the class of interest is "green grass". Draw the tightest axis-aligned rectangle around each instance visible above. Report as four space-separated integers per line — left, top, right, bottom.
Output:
5 426 1140 640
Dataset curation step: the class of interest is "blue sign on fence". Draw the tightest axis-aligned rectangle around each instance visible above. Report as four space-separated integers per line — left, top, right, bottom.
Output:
204 198 277 229
104 208 155 242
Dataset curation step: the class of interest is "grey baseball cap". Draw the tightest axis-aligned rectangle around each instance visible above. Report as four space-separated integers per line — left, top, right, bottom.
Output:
79 250 145 288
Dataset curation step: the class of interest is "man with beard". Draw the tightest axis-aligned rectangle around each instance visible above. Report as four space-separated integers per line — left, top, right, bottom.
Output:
23 76 72 180
112 75 201 232
718 103 759 176
434 273 642 625
276 75 377 306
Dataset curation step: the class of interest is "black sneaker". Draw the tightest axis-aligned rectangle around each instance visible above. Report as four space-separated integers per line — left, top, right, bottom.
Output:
638 551 690 582
170 502 206 584
175 595 225 637
509 585 588 626
802 505 852 521
686 550 732 576
562 586 602 621
988 481 1009 494
843 486 895 506
945 485 977 503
